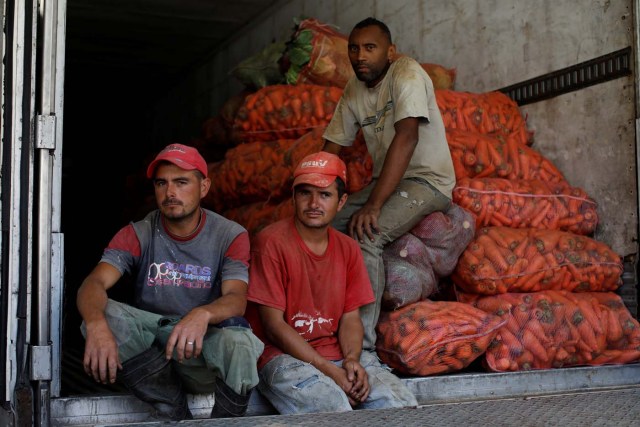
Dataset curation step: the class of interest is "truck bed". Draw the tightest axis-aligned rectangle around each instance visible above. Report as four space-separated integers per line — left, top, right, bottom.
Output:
52 364 640 426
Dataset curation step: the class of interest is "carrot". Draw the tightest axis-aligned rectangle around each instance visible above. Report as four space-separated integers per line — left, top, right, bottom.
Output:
290 98 303 122
477 235 510 272
311 90 325 119
576 298 604 335
606 308 624 342
522 329 549 362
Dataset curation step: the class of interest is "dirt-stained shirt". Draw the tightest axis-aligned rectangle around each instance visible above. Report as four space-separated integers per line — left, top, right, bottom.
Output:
247 217 374 370
323 55 455 198
100 209 249 316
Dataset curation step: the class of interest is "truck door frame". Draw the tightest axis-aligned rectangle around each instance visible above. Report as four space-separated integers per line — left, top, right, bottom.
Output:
0 0 66 426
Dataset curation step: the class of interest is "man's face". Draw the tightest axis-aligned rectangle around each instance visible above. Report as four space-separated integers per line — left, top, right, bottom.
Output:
348 25 395 87
153 163 209 221
293 182 347 230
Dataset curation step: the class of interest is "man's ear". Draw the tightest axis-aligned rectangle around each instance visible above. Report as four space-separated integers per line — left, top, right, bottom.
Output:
388 44 397 62
337 193 348 211
200 177 211 198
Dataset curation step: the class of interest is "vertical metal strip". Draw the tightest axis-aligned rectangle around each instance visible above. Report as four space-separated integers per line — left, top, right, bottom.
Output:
5 0 28 407
50 0 66 398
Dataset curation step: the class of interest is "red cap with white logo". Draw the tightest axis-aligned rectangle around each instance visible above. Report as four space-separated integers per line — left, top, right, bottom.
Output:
292 152 348 188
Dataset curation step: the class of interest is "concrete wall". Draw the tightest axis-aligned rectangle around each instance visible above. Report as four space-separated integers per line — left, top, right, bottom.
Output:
152 0 637 255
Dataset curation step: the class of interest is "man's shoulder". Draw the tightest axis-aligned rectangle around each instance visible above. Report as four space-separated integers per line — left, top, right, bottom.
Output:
253 218 292 244
391 55 427 77
329 227 360 251
203 208 247 234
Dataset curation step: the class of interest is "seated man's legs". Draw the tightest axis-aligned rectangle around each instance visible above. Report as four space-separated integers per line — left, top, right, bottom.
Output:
333 179 451 350
258 354 352 415
357 351 418 409
164 318 264 417
80 299 161 361
80 300 191 420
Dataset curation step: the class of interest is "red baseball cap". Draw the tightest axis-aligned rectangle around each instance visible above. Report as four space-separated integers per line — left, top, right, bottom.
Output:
293 152 348 188
146 143 208 179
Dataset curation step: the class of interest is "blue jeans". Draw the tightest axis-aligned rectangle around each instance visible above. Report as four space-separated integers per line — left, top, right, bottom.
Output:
80 299 264 395
257 350 417 414
333 178 451 350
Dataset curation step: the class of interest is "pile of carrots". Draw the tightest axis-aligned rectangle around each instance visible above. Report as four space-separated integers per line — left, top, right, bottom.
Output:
447 129 564 182
205 126 373 233
436 90 532 145
458 290 640 371
205 138 297 212
452 226 623 294
453 177 598 234
222 198 294 237
376 299 505 376
232 84 343 143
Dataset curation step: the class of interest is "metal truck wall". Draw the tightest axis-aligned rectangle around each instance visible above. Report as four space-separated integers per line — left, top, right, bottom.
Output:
152 0 638 257
1 0 66 425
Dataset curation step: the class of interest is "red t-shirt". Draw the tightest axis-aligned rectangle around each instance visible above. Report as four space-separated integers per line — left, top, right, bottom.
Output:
247 217 374 369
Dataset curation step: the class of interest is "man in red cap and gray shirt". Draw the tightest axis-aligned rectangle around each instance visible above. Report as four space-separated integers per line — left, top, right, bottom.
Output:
247 152 417 414
76 143 264 420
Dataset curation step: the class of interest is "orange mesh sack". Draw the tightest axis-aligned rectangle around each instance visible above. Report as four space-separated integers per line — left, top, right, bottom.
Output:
447 129 563 182
437 90 532 145
232 84 343 143
453 177 598 234
458 290 640 371
376 300 505 376
223 198 294 237
452 227 622 294
205 139 296 212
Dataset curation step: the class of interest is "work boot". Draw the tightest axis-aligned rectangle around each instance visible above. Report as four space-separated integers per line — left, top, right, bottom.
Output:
210 376 252 418
120 342 193 421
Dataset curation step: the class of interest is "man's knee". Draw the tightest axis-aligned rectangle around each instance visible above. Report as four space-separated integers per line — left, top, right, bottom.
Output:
259 356 351 414
361 351 417 408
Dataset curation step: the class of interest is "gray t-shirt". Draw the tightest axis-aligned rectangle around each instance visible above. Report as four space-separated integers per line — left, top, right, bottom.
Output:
323 55 455 198
100 209 249 316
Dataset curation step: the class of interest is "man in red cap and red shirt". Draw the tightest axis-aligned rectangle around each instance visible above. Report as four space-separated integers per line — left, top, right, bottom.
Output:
76 143 264 420
247 152 417 414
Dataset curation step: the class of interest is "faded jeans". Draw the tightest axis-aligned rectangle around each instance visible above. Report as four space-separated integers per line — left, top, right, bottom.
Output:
80 299 264 395
257 350 417 414
333 178 451 350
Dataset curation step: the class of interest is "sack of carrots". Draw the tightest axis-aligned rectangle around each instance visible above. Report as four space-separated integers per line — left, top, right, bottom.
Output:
447 128 564 182
338 132 373 193
223 198 294 237
232 84 343 143
205 139 296 212
452 226 623 294
376 299 505 376
457 290 640 371
453 177 598 234
436 89 532 145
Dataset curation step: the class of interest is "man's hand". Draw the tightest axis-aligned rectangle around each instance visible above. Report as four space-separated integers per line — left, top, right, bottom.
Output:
343 358 370 404
165 307 210 362
83 321 122 384
323 363 361 405
348 203 381 243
